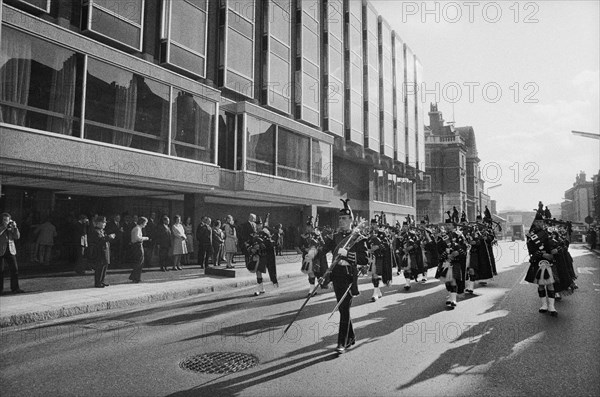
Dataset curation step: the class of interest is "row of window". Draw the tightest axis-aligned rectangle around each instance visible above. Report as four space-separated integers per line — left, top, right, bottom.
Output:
8 1 424 169
1 27 215 163
244 115 332 185
373 170 414 206
0 26 332 187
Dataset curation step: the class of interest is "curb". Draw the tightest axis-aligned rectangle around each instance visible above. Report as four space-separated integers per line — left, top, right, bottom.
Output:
0 267 305 328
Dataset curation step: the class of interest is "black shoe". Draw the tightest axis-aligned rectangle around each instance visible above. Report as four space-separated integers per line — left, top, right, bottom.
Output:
335 344 346 354
403 285 411 291
176 266 183 271
102 283 110 287
12 289 25 294
95 284 105 288
550 311 558 317
161 267 167 272
539 308 548 313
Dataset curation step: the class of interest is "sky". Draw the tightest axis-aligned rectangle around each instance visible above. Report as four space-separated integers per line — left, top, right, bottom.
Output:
371 0 600 212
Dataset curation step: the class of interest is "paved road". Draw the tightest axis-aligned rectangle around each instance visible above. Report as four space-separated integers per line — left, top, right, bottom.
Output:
1 243 598 397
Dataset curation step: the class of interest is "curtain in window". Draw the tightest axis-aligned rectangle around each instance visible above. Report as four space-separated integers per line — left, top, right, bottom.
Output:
46 54 77 135
112 76 138 146
0 30 32 126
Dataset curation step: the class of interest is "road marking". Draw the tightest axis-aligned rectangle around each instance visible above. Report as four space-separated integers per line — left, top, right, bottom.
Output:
577 267 598 275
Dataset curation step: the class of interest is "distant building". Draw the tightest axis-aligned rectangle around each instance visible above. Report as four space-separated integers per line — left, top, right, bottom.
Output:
416 103 489 223
562 171 595 223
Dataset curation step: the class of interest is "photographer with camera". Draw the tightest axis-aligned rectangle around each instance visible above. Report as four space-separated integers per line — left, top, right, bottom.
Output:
0 212 25 294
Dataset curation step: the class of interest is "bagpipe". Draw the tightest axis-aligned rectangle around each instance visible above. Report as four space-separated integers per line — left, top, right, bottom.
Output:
245 212 273 273
300 215 326 275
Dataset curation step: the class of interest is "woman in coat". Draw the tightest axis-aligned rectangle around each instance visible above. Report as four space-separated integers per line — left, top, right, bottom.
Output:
183 217 194 265
223 215 238 268
171 215 187 271
211 219 225 266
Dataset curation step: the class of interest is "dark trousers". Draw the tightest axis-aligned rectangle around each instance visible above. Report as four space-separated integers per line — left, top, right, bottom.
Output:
0 251 20 293
144 242 155 267
94 262 108 286
198 244 212 267
158 246 170 269
74 246 87 274
212 244 223 266
333 275 355 347
129 243 144 282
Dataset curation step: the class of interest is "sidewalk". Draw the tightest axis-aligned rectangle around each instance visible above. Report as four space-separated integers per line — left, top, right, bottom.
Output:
0 255 305 328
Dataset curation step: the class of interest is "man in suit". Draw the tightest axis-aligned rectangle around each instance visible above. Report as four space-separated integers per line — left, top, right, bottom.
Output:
237 213 258 264
155 215 172 272
105 214 123 266
143 212 157 268
196 217 213 268
87 216 115 288
0 212 25 294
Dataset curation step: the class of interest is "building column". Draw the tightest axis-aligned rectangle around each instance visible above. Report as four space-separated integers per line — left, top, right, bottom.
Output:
184 193 205 231
301 205 318 226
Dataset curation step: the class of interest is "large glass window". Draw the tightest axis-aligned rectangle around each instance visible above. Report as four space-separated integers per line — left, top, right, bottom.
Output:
416 58 425 170
161 0 208 77
171 90 216 163
324 0 344 136
246 116 275 175
277 128 310 182
297 0 320 126
380 19 394 158
85 0 144 51
346 2 363 143
0 28 83 137
393 33 406 162
405 45 416 166
312 139 332 186
264 0 291 114
220 1 255 97
12 0 50 13
85 59 170 154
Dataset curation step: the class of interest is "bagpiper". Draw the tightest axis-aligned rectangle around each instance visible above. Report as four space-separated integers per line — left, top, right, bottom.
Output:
245 215 278 296
321 199 369 354
300 216 329 296
546 219 577 301
465 216 498 293
435 218 468 309
397 219 426 290
367 216 393 302
524 206 559 316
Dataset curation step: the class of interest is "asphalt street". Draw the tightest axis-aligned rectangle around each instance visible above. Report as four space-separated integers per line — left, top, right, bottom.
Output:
1 242 599 397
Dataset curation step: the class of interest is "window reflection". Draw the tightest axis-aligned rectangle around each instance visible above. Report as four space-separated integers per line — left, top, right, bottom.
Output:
312 139 331 186
0 27 83 137
85 59 170 153
278 128 309 182
171 90 215 162
246 116 275 175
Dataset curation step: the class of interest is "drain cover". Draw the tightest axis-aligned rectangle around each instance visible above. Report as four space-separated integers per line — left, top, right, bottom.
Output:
180 352 259 374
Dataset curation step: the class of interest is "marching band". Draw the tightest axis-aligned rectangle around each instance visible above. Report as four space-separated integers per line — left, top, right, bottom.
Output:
245 199 577 353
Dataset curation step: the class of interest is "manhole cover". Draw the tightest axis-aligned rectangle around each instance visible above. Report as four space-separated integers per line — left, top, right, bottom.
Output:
180 352 259 374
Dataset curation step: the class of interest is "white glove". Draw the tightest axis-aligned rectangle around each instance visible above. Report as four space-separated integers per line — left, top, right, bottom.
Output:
338 248 348 257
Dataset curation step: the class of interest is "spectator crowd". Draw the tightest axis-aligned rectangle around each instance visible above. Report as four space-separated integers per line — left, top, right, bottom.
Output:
1 209 295 291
